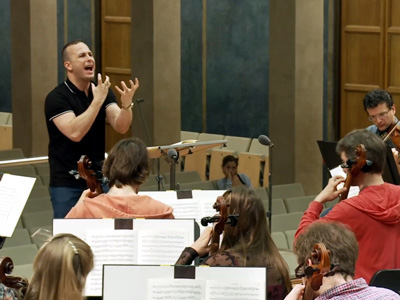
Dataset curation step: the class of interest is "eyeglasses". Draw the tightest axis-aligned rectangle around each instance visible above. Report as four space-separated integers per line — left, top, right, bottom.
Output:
368 110 390 121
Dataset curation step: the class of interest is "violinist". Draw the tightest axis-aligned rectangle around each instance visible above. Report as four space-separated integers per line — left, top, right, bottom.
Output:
295 129 400 283
285 222 400 300
175 186 291 300
65 137 174 219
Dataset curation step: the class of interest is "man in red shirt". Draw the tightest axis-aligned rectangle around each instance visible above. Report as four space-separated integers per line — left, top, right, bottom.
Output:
295 129 400 283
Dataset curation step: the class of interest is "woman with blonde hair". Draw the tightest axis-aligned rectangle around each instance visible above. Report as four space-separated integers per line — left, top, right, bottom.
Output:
24 233 94 300
176 186 291 299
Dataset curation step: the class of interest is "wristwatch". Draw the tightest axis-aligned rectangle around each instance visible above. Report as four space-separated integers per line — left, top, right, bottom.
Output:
121 102 134 110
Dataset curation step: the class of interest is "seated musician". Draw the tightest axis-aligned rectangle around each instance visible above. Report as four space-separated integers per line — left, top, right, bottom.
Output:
175 186 291 300
0 283 19 300
66 137 174 219
295 129 400 283
24 233 94 300
284 222 400 300
363 89 400 172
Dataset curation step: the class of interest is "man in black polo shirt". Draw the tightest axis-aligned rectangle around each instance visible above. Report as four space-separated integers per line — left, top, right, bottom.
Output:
45 40 139 218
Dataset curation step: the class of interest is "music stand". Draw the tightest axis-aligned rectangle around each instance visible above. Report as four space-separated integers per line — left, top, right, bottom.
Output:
317 140 400 185
148 140 227 190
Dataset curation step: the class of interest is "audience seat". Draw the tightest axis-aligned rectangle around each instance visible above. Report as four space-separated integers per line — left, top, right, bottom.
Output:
2 228 32 248
0 148 25 161
29 186 50 200
23 198 53 213
369 269 400 294
284 229 297 250
279 250 298 279
271 231 289 250
163 171 202 184
272 198 288 215
181 131 200 141
21 210 53 230
13 264 34 281
0 244 38 265
271 183 305 200
34 163 50 175
178 180 215 190
271 212 303 232
284 195 316 213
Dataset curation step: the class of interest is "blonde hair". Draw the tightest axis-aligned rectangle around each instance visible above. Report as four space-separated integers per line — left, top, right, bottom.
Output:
24 233 94 300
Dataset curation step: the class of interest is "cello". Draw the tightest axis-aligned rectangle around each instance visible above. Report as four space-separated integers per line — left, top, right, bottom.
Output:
0 256 28 293
70 155 105 198
295 243 338 300
339 144 370 201
200 195 239 254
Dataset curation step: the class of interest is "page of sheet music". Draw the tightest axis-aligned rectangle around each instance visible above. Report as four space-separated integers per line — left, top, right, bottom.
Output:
147 278 205 300
138 229 189 264
330 165 360 197
85 229 137 295
0 174 36 237
146 278 264 300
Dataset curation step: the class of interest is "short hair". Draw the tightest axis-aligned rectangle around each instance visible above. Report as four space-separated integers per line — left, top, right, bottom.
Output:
25 233 94 300
294 222 358 277
336 129 386 174
363 89 393 111
222 155 238 167
102 137 150 188
61 39 86 62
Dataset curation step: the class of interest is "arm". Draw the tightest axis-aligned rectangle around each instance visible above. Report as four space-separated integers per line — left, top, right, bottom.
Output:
175 227 212 265
106 78 139 134
284 284 305 300
294 176 347 239
53 74 111 142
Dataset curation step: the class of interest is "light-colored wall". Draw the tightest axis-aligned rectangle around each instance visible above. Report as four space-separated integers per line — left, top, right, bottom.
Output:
295 0 324 194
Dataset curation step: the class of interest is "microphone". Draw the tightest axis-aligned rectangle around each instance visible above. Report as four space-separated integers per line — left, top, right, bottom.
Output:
258 134 274 147
167 148 178 162
136 98 145 103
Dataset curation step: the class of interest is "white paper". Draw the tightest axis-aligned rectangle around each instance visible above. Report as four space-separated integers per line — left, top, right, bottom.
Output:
330 165 360 197
147 278 205 300
0 174 36 237
206 279 264 300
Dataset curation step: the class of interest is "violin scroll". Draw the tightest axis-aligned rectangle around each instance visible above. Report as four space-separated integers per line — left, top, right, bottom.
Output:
0 256 28 290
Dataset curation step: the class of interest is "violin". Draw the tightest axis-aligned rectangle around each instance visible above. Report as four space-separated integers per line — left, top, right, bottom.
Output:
382 121 400 150
340 144 369 201
76 155 104 198
296 243 331 300
200 196 239 255
0 256 28 291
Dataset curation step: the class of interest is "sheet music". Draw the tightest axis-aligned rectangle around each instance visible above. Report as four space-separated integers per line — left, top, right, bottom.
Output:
0 174 36 237
138 230 189 264
147 279 205 300
85 229 137 295
330 165 360 197
146 278 264 300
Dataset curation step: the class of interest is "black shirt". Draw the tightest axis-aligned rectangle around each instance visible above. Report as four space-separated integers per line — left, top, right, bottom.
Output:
45 79 117 188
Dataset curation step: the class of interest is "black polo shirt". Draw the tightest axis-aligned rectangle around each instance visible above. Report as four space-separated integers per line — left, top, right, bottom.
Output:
45 79 117 188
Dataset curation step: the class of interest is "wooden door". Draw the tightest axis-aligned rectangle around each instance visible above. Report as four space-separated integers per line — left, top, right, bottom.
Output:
340 0 400 137
101 0 132 151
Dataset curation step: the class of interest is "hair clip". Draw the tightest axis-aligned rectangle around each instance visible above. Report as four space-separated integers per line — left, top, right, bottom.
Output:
68 240 79 254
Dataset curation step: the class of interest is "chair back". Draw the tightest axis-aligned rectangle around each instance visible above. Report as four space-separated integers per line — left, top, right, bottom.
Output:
369 269 400 294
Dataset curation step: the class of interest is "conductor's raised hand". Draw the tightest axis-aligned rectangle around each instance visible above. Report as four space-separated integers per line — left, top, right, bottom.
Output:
314 175 347 204
91 73 111 105
115 78 140 108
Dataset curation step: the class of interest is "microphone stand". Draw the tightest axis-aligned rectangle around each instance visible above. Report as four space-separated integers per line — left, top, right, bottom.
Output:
136 98 164 191
167 149 179 190
267 146 272 232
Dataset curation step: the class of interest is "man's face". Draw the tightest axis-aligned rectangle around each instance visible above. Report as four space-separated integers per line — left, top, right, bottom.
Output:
366 102 396 132
64 42 96 81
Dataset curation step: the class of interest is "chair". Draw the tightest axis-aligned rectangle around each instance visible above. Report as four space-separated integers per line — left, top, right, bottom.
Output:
271 231 289 250
163 171 202 184
271 183 305 200
181 131 200 141
0 165 37 177
369 269 400 294
224 136 252 153
23 198 53 213
271 212 303 232
183 133 226 181
34 163 50 175
178 180 215 190
21 210 53 230
279 250 299 279
29 185 50 200
272 198 288 214
0 148 25 161
40 173 50 186
248 138 270 156
13 264 34 281
284 195 316 213
284 230 297 250
0 244 38 265
2 228 32 247
237 152 264 187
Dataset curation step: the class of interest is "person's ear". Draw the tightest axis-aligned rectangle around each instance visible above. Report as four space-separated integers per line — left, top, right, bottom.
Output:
64 61 72 71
